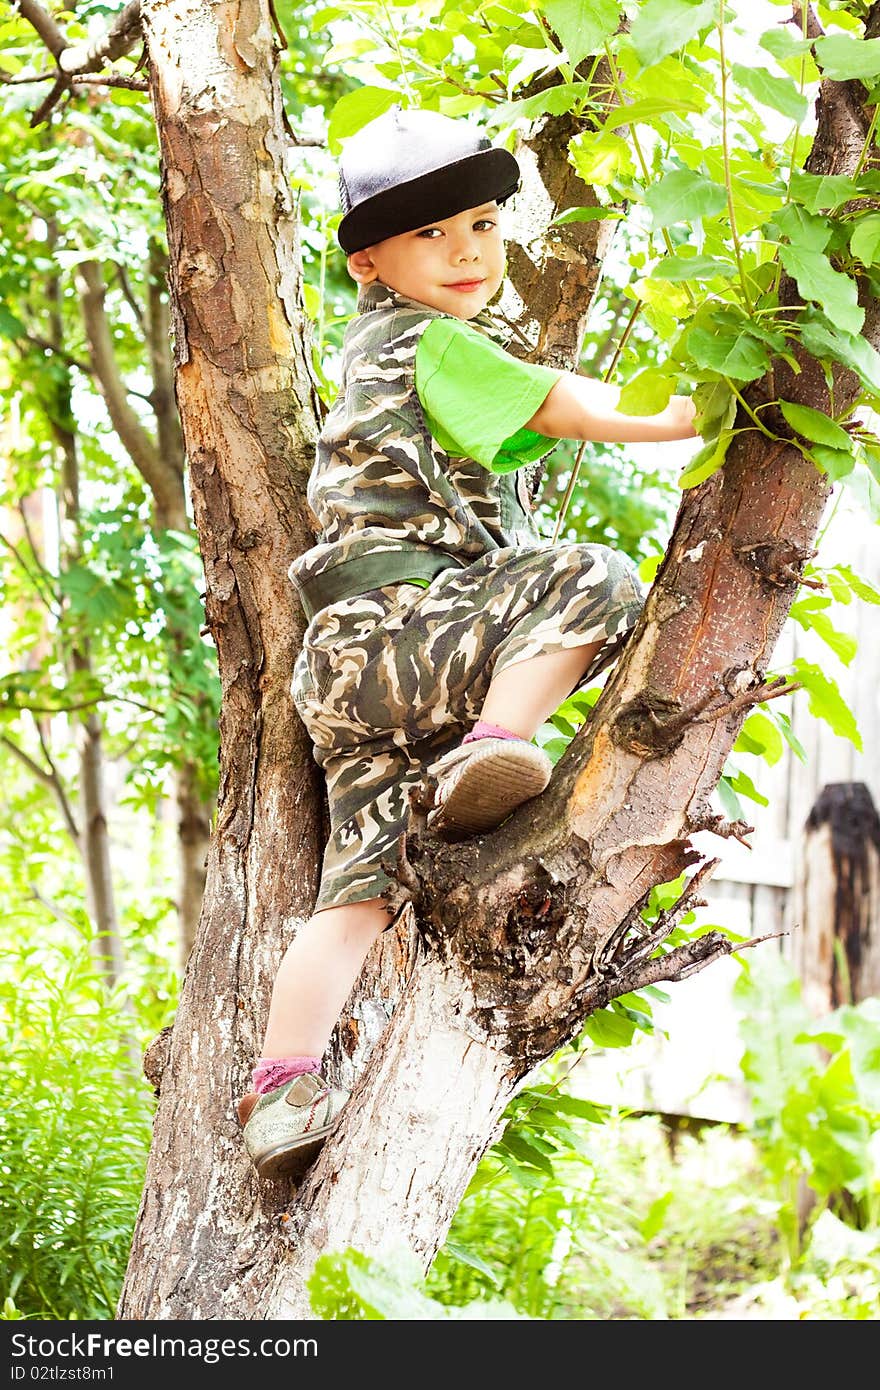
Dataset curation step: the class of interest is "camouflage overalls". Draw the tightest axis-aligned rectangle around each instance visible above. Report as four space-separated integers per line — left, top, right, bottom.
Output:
289 282 645 912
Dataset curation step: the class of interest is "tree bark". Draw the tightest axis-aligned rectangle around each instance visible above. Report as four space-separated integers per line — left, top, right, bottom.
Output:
119 0 879 1320
119 0 326 1318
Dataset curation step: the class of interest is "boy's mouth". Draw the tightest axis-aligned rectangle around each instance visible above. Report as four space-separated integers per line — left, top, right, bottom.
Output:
444 279 486 292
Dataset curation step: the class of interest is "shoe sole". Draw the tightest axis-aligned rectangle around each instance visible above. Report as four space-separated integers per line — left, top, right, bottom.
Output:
253 1120 338 1183
430 744 551 835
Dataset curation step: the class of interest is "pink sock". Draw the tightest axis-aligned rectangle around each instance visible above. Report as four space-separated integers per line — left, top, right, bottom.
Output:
251 1055 320 1095
462 720 524 744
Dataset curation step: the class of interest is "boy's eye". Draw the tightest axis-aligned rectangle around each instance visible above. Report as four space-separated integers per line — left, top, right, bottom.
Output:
474 219 496 231
416 228 442 239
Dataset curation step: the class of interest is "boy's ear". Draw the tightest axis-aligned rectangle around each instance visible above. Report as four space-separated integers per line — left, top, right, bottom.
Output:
347 250 379 285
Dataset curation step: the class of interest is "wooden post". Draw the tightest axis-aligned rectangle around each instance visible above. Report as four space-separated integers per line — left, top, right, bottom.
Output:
792 782 880 1015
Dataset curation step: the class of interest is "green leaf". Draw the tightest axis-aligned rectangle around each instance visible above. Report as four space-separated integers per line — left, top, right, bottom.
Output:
645 168 728 228
638 552 664 584
814 34 880 82
507 82 585 120
723 761 769 806
799 314 880 395
732 63 808 122
629 0 716 68
550 205 622 225
759 27 814 63
542 0 621 66
650 253 735 280
679 428 734 488
778 401 853 451
771 708 807 763
688 324 770 380
603 95 705 129
850 213 880 265
567 128 634 185
692 378 737 437
442 1242 502 1286
778 244 864 336
327 87 399 155
734 710 784 765
717 775 747 822
584 1007 637 1048
640 1191 674 1242
616 367 675 415
834 564 880 606
769 201 832 253
804 444 856 482
788 170 863 212
791 659 861 748
527 1089 608 1122
499 1132 555 1175
789 601 858 665
0 305 26 339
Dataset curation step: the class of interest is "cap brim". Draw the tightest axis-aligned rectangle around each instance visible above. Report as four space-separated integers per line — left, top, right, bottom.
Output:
338 147 520 254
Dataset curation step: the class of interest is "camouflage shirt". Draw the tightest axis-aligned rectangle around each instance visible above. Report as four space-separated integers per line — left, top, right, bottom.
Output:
288 282 560 620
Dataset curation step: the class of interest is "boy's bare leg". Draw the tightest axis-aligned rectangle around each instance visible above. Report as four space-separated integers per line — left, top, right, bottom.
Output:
259 898 392 1061
255 645 602 1067
478 641 603 739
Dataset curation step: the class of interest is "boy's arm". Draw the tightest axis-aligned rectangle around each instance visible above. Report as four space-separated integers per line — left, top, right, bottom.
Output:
525 372 698 444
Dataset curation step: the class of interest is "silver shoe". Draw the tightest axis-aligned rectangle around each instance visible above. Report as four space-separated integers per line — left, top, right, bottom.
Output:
239 1072 349 1182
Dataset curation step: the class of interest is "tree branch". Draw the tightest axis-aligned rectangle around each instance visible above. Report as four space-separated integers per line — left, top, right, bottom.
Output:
1 729 80 843
74 260 183 520
16 0 144 122
18 0 144 73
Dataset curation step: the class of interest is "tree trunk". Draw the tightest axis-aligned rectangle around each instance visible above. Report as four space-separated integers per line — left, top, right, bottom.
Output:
793 782 880 1014
78 250 215 962
119 0 326 1318
119 0 880 1320
51 262 126 988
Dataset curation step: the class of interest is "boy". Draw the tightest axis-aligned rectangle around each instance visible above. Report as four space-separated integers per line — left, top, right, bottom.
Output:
238 107 697 1181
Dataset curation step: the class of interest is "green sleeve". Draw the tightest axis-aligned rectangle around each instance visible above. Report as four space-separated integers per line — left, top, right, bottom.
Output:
415 317 562 473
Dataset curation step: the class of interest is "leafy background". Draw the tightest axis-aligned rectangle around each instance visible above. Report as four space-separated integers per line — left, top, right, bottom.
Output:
1 0 879 1319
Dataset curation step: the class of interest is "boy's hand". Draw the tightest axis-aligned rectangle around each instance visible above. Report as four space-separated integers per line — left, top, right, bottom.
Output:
669 393 698 437
526 374 699 444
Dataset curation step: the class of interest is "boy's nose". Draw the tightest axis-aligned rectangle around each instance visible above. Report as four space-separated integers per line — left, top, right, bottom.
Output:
452 241 480 262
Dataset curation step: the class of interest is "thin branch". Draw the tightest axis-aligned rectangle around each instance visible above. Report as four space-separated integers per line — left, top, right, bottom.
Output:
28 883 81 927
551 297 643 544
0 529 60 613
590 926 785 1006
69 73 148 91
0 68 58 84
31 74 68 127
58 1 143 75
15 0 67 58
0 69 148 91
75 260 182 518
23 332 92 376
16 0 144 123
691 676 801 724
114 263 146 334
1 730 80 842
33 716 82 843
286 133 326 149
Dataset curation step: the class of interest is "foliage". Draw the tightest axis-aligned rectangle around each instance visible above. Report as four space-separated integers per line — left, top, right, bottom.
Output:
0 918 169 1320
308 1245 530 1318
3 0 880 1327
734 950 880 1261
303 0 880 748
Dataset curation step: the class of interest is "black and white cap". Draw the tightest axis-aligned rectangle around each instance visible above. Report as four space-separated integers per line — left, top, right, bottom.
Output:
337 106 520 254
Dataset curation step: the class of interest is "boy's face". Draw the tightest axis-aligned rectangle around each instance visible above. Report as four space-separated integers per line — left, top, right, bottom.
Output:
347 202 505 319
